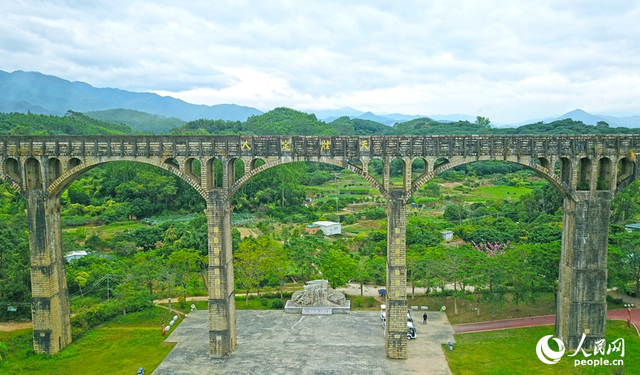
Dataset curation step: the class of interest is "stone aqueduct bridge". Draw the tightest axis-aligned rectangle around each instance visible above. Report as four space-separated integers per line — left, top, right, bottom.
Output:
0 134 638 359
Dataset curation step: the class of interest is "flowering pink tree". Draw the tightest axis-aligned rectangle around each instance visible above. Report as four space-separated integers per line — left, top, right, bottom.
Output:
472 239 510 257
471 239 510 319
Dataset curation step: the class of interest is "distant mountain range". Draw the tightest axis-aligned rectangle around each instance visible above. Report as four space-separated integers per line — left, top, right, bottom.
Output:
0 70 262 122
311 108 475 125
529 109 640 128
2 70 639 129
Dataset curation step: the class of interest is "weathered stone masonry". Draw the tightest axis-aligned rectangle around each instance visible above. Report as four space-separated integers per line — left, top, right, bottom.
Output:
0 135 637 358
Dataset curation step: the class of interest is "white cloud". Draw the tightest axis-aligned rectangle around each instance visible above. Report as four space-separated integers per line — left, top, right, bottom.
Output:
2 0 640 123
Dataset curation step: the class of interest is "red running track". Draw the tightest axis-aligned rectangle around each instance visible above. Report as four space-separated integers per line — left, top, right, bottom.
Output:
452 308 640 334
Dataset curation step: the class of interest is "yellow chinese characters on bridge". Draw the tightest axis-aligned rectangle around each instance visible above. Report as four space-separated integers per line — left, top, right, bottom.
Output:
241 141 251 150
360 140 369 151
321 140 331 150
282 140 291 151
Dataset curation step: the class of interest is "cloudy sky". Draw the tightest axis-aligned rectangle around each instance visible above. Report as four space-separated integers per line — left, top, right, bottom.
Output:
2 0 640 123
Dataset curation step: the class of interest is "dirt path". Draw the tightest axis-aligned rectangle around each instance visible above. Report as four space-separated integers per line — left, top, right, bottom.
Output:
0 322 32 332
452 308 640 335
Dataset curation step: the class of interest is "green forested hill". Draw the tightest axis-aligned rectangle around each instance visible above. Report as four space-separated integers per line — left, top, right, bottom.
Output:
391 117 640 135
328 116 394 135
494 119 640 134
172 107 338 135
0 111 132 135
171 108 640 136
3 109 640 137
85 109 185 134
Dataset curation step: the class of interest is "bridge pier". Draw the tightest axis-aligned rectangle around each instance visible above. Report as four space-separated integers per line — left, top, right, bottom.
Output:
206 191 237 358
385 190 408 359
556 192 611 349
26 191 72 354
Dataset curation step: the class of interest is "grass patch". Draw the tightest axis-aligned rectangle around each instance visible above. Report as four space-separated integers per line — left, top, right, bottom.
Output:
94 221 149 236
444 320 638 374
0 306 176 375
401 293 558 325
472 185 532 200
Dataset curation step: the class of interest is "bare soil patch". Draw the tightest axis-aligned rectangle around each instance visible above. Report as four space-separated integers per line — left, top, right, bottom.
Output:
0 321 32 332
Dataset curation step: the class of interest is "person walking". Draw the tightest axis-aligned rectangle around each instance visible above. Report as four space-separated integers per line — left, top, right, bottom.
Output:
423 312 427 325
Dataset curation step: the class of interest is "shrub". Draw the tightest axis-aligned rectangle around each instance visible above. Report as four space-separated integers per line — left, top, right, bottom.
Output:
606 295 624 307
363 207 387 220
365 296 376 307
260 298 270 306
70 297 153 339
178 296 188 309
352 297 363 308
271 299 285 309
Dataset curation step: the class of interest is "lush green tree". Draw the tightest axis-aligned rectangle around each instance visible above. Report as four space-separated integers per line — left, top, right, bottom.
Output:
0 219 30 320
132 250 164 298
527 224 562 243
406 217 441 247
320 246 357 288
168 248 205 301
286 236 326 281
609 232 640 295
444 203 468 223
475 116 491 129
363 256 387 286
611 186 640 223
74 271 90 297
235 236 279 303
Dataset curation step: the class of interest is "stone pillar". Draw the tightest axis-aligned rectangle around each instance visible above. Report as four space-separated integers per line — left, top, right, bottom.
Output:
26 191 72 354
382 159 390 192
385 189 408 359
206 190 237 358
556 192 611 349
402 158 412 192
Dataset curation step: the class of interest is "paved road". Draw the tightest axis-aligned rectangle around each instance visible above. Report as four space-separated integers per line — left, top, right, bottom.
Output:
452 308 640 334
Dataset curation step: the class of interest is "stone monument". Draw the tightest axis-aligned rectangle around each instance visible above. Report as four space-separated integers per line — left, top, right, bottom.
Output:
285 280 351 314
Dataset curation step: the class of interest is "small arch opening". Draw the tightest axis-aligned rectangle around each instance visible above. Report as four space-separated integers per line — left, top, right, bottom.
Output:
164 158 180 169
433 157 449 170
3 158 20 181
617 157 635 182
228 158 245 186
411 158 427 182
555 157 572 185
206 158 223 188
577 157 592 191
185 158 202 180
389 158 406 187
251 158 266 170
536 157 550 170
25 158 42 190
68 158 82 169
47 158 62 186
348 158 363 170
597 158 612 190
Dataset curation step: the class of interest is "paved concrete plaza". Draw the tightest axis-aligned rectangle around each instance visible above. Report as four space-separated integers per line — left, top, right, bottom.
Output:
153 310 454 375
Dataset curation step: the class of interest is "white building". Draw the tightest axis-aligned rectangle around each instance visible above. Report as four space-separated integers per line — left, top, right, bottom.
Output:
312 221 342 236
441 230 454 242
65 250 88 262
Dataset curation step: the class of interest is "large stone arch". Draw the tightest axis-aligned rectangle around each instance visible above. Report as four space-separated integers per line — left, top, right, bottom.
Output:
228 158 388 199
409 156 572 199
47 157 208 200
